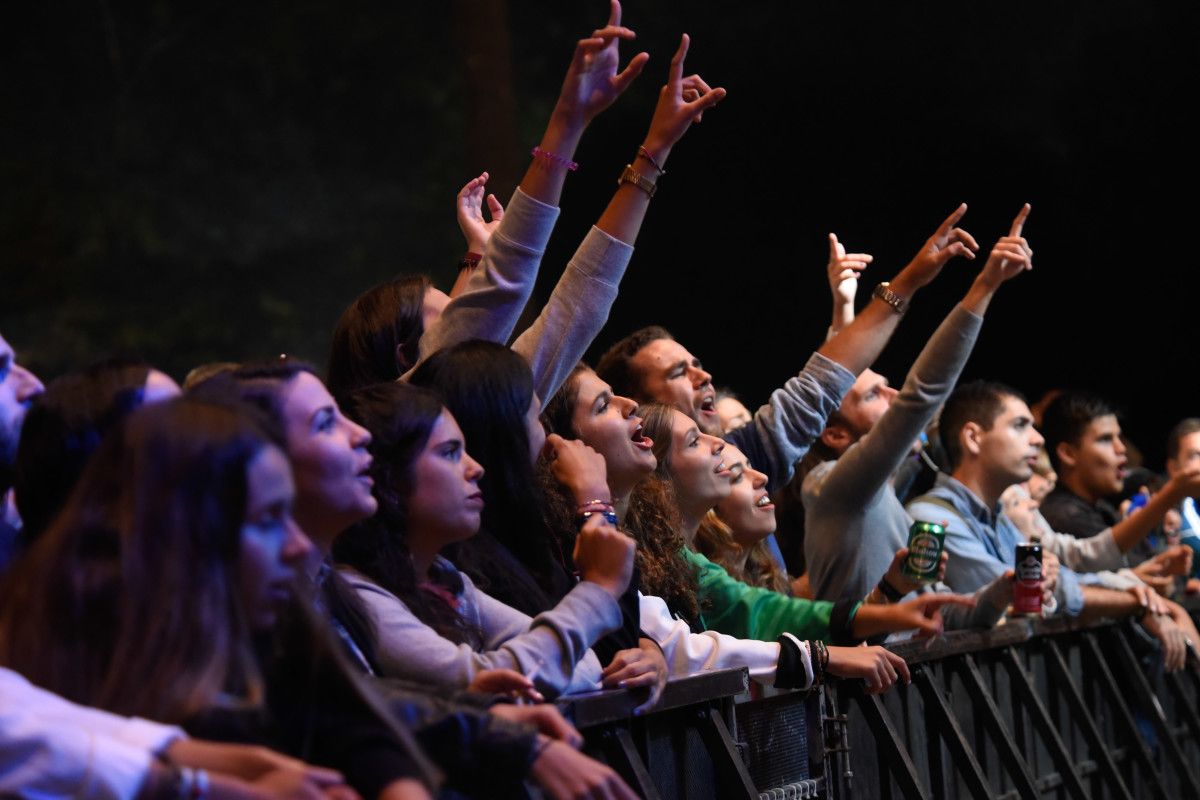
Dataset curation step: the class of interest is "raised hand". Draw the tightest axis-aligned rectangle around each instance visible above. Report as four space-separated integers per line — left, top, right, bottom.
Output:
826 645 910 694
977 203 1034 290
456 172 505 255
827 233 873 308
640 34 727 165
553 1 649 126
898 204 979 289
572 514 635 598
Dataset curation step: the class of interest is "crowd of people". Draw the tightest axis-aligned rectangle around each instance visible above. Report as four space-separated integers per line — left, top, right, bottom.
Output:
3 3 1198 798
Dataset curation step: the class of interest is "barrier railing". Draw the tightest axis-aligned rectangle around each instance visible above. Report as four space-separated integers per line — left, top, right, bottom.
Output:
559 599 1200 800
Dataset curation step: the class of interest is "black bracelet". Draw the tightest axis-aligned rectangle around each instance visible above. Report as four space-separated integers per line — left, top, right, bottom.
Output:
810 640 827 685
877 577 905 603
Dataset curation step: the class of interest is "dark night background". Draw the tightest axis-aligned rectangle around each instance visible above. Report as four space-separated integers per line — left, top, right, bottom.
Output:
2 1 1196 466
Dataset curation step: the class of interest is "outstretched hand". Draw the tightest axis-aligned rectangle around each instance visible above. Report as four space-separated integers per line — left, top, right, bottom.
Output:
827 233 873 306
977 203 1033 289
899 204 979 289
852 592 977 639
456 172 505 255
640 34 727 165
554 1 649 126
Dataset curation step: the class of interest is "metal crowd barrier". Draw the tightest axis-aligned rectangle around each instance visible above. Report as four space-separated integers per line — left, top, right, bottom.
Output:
557 598 1200 800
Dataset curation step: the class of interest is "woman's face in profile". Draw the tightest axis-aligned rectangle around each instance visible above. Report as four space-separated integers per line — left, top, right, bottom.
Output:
239 444 314 629
280 372 377 546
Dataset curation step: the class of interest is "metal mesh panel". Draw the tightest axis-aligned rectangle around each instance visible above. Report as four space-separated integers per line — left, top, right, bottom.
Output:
736 692 814 791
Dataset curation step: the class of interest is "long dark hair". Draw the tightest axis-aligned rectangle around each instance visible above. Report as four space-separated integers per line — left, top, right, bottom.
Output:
0 398 269 722
190 358 382 671
14 360 152 544
408 341 560 609
335 382 480 646
327 275 431 403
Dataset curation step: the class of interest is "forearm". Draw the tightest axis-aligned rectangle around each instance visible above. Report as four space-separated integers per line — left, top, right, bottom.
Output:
960 274 1000 316
829 299 855 337
519 112 586 207
1077 584 1141 623
1111 481 1187 552
816 290 907 377
594 150 663 244
510 226 633 402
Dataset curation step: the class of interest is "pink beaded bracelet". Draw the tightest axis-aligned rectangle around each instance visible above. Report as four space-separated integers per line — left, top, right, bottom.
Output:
532 146 579 172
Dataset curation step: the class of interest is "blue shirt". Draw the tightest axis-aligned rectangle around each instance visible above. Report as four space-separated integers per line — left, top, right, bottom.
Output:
907 473 1084 617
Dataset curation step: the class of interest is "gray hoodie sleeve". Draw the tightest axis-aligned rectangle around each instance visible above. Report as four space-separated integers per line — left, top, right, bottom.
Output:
510 225 634 403
345 568 620 699
818 305 983 511
733 352 856 490
403 188 560 378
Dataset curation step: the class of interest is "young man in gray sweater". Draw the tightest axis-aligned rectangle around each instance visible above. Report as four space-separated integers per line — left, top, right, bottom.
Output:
803 206 1032 609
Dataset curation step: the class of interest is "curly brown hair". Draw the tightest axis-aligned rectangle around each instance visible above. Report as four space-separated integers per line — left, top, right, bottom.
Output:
695 510 791 595
543 371 702 622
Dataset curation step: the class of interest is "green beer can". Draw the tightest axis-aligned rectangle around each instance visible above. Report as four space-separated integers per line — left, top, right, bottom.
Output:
901 521 946 584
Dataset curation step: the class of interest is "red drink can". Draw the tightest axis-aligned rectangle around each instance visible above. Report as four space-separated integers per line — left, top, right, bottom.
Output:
1013 543 1043 615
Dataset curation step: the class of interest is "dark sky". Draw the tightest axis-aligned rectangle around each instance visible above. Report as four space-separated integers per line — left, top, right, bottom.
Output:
2 0 1197 465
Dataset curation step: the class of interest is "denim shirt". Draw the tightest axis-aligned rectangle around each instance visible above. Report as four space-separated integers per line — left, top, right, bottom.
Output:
907 473 1084 617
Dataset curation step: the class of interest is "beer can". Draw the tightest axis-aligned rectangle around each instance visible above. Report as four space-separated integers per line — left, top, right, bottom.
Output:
1013 543 1043 614
901 521 946 584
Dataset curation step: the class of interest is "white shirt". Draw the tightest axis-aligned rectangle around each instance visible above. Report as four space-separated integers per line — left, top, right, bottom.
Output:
0 667 183 799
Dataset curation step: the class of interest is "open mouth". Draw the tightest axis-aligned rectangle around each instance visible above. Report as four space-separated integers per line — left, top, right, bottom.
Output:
755 493 774 509
714 460 729 475
698 394 717 415
631 423 654 450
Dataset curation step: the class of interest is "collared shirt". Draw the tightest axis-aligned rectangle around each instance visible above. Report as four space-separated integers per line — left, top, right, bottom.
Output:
907 473 1084 616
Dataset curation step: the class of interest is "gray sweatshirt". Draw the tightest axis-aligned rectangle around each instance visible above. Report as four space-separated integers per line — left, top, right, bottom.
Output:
804 305 983 605
341 560 621 698
403 187 635 403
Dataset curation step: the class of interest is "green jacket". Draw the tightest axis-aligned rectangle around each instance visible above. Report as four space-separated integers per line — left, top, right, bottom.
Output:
685 548 860 643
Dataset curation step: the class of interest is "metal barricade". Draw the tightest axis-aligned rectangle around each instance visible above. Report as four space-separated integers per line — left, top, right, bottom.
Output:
559 601 1200 800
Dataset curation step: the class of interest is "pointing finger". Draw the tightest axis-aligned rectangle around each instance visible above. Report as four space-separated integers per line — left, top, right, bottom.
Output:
669 34 690 86
1009 202 1031 237
935 203 968 238
607 0 621 27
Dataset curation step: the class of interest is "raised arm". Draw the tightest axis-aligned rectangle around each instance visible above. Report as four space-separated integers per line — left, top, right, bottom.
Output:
450 172 505 299
818 204 979 376
825 233 873 338
512 30 727 400
410 3 647 371
819 204 1033 510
